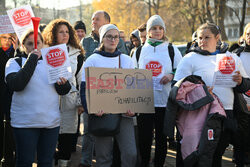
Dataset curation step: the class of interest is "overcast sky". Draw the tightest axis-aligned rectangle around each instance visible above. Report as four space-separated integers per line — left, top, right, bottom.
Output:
6 0 92 10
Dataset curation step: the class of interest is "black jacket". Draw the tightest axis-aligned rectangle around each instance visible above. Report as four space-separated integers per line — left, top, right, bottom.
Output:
0 47 15 119
164 75 225 167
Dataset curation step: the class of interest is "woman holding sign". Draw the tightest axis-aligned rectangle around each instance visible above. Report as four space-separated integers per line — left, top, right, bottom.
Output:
42 19 85 166
80 24 137 167
5 29 71 166
173 23 250 167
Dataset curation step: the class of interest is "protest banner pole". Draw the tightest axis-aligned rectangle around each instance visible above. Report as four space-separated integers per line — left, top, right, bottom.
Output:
31 17 40 50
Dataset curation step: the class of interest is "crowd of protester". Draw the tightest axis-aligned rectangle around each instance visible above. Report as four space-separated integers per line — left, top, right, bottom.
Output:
0 8 250 167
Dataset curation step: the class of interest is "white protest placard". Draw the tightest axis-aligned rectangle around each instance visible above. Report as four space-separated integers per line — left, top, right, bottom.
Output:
41 44 72 84
0 15 15 34
85 67 155 114
213 53 237 87
7 5 35 41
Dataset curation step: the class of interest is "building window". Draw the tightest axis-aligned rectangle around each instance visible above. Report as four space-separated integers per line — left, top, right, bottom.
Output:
234 28 238 38
247 7 250 15
235 8 239 17
228 28 232 38
229 9 233 17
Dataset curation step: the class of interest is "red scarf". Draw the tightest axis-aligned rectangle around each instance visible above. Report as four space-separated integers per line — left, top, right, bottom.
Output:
2 47 10 51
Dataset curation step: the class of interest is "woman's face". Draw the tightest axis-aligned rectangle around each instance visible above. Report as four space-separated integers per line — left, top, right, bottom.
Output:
56 24 69 44
103 29 120 53
245 27 250 46
0 34 12 49
198 28 219 53
148 25 164 40
23 34 43 54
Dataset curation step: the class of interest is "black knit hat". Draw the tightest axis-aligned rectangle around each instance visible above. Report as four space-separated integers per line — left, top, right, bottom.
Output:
74 21 86 33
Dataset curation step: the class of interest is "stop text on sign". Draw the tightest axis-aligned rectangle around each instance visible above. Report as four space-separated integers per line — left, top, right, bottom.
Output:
146 61 162 77
12 9 31 27
218 56 235 74
46 48 66 68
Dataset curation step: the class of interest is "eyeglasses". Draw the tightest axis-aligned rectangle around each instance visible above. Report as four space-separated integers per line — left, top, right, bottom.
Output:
1 36 12 41
105 35 119 41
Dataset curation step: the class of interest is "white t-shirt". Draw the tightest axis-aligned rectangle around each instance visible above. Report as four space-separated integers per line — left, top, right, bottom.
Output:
240 51 250 105
138 42 182 107
5 57 60 128
174 51 249 110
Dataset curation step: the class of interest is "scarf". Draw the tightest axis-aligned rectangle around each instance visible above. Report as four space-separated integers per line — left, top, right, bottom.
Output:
94 49 121 58
147 38 164 47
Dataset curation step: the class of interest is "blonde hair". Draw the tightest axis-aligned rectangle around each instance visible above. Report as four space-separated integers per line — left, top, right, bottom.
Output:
243 23 250 41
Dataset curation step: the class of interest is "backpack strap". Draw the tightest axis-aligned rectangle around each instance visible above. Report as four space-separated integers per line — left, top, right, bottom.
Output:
14 57 22 68
234 46 244 57
75 54 84 90
136 45 142 62
168 43 175 72
75 54 84 77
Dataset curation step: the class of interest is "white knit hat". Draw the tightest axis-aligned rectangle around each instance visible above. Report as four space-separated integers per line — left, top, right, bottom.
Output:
99 24 120 43
146 15 166 33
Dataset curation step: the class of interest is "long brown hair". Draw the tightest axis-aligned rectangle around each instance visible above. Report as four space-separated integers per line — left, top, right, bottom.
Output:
42 18 85 55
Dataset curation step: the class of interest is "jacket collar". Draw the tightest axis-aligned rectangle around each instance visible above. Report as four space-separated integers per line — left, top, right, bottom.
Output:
189 42 228 55
91 31 100 42
170 75 214 111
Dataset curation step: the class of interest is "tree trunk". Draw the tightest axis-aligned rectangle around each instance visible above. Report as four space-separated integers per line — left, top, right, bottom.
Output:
0 0 5 15
13 0 17 8
79 0 82 20
148 0 152 17
214 0 219 25
155 0 160 14
240 0 247 36
218 0 228 40
199 0 206 23
205 0 214 23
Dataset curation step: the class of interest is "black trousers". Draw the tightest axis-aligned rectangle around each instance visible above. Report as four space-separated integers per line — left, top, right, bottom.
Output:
57 134 74 160
137 107 167 167
212 110 246 167
0 120 15 167
72 115 81 152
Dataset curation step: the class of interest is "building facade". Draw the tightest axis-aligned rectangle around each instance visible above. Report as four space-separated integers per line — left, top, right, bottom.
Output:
225 0 250 41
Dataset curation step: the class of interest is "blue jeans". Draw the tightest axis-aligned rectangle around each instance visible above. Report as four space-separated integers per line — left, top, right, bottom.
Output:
13 127 59 167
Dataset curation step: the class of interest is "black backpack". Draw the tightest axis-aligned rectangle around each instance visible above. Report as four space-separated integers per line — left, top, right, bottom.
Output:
135 43 175 72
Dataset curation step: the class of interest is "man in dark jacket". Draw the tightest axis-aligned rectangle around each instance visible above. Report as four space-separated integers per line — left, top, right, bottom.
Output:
81 10 128 59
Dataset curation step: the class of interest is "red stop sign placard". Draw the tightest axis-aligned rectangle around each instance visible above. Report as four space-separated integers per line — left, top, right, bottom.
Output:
218 56 235 74
46 48 66 67
12 9 32 27
146 61 162 77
